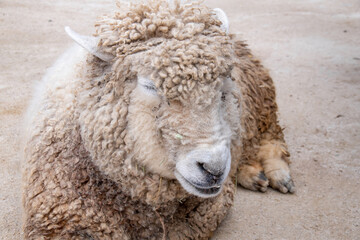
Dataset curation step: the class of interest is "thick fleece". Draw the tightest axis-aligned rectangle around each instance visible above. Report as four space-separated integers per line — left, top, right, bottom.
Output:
23 1 293 239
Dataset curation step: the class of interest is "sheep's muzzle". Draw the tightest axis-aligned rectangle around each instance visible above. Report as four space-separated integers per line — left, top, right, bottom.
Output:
174 141 231 198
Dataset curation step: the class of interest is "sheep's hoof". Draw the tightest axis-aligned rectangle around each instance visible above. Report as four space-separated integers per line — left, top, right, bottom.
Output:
264 161 296 194
237 164 269 192
269 174 295 194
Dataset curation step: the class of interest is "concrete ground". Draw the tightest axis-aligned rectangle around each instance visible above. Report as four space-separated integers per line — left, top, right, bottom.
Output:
1 0 359 239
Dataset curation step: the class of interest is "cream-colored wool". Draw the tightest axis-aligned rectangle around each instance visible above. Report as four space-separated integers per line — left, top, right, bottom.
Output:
23 1 295 239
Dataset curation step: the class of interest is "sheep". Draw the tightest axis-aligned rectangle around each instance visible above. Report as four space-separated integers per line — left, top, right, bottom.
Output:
23 1 295 239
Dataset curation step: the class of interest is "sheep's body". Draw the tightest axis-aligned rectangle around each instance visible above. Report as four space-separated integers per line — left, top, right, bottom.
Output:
23 1 294 239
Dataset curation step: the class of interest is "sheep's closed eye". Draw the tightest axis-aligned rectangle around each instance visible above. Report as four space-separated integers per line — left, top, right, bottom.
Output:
138 76 158 95
143 84 157 92
221 92 226 102
221 78 233 102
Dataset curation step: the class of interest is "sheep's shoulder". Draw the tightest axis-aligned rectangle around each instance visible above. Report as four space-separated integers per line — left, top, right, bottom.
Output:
231 41 278 141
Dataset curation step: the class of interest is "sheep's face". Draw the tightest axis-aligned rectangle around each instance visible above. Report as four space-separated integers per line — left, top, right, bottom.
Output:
127 73 241 198
69 1 237 198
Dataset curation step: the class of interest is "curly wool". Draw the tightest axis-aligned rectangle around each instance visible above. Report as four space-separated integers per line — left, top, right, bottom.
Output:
23 1 286 239
96 0 233 101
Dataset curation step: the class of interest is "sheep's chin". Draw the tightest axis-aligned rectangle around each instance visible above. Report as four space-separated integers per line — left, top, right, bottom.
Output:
174 170 223 198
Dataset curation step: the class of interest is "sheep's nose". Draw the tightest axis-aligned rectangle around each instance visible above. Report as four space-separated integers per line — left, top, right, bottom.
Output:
197 162 223 184
198 162 223 178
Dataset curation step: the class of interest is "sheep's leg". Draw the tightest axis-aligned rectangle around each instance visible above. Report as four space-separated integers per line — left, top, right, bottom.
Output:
235 130 295 193
236 160 269 192
257 139 295 193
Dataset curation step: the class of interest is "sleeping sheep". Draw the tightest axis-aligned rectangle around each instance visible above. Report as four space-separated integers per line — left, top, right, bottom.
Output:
23 1 295 239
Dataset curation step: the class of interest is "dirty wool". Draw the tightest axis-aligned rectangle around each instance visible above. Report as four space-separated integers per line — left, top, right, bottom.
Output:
23 1 295 239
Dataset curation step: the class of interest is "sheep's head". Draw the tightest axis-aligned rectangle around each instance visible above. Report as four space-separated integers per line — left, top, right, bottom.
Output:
123 37 241 198
124 73 240 199
126 73 240 198
70 1 241 198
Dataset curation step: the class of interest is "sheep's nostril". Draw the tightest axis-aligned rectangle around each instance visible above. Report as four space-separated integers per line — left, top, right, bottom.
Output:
197 162 222 183
197 162 205 169
212 175 220 181
197 162 211 174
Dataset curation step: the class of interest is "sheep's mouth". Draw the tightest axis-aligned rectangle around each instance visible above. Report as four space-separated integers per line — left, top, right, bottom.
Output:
193 184 221 195
174 170 223 197
184 176 222 194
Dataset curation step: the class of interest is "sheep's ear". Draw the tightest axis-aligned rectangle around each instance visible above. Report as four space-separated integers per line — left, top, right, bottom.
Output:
65 26 114 62
213 8 229 34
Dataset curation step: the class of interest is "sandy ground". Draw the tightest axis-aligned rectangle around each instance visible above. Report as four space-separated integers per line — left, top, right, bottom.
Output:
1 0 359 239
